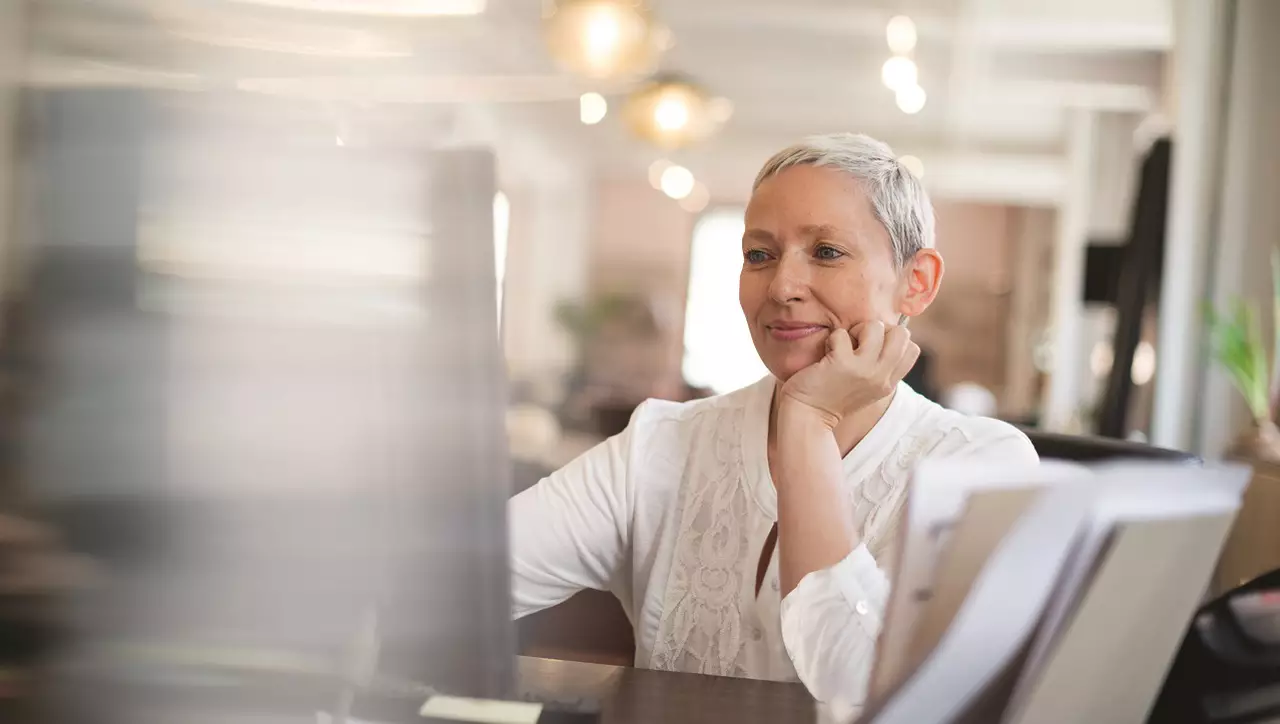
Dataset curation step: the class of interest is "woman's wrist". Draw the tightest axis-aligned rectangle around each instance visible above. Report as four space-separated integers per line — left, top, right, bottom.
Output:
777 395 841 433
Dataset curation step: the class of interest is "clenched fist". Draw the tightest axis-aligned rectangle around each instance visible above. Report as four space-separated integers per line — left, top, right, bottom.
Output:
778 320 920 429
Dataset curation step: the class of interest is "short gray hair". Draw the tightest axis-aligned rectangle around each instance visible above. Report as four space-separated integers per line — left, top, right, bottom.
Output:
752 133 935 267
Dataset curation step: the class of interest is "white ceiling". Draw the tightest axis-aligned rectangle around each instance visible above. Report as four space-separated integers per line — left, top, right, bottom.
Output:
23 0 1171 204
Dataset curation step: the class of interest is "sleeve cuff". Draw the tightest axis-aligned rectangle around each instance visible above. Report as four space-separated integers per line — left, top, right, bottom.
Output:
779 543 891 705
783 543 890 639
829 542 891 615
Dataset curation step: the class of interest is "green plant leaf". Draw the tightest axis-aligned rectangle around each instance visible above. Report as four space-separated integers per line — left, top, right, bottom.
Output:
1248 301 1272 419
1206 297 1273 422
1270 246 1280 418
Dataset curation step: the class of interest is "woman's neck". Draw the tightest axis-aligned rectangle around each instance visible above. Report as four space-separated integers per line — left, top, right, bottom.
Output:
768 382 897 459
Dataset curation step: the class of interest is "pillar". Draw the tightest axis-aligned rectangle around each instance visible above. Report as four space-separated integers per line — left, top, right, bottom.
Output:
1151 0 1234 450
1194 0 1280 457
1043 109 1097 431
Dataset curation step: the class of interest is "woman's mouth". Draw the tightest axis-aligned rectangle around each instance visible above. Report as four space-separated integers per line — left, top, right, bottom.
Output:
766 323 828 341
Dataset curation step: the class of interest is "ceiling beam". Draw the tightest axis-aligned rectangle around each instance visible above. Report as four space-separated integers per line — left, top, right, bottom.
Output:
662 3 1171 52
610 133 1068 207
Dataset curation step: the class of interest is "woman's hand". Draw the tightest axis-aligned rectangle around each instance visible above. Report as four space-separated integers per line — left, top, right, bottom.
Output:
779 320 920 429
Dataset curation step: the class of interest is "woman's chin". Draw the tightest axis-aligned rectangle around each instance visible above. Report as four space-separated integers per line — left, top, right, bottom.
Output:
763 353 825 383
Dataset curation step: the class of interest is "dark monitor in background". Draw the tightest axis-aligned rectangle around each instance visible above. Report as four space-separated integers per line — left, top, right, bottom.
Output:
1082 240 1165 307
1094 137 1172 439
1082 243 1125 305
19 89 514 722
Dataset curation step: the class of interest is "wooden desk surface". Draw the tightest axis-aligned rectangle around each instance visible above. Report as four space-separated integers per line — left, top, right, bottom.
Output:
516 656 818 724
4 655 817 724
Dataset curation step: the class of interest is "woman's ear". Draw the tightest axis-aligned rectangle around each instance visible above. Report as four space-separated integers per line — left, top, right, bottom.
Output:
897 248 944 318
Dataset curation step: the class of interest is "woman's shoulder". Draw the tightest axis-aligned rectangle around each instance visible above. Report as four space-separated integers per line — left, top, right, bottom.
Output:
896 388 1038 463
627 378 767 434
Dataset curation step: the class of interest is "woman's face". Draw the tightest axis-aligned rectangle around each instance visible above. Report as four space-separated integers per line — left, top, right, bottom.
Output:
739 164 937 382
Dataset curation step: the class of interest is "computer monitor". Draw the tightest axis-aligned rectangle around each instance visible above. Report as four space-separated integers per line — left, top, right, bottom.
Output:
18 89 514 721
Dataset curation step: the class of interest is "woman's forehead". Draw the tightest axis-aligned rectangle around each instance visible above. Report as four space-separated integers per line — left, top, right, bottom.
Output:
748 167 873 218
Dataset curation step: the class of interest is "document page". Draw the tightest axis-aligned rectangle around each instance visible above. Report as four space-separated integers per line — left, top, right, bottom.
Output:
860 484 1094 724
869 460 1087 702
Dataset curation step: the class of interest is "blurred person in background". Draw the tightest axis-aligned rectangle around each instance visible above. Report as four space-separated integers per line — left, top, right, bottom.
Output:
0 514 89 701
509 133 1037 711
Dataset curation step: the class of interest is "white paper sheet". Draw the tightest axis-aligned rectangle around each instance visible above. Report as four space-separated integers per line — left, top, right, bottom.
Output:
862 484 1094 723
1001 462 1251 723
862 460 1249 724
869 460 1087 701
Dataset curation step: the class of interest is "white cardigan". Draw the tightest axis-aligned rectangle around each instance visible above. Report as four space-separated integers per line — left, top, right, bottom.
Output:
509 376 1037 709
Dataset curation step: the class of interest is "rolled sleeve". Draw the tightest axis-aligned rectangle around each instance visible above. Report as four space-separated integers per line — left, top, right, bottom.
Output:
780 543 890 709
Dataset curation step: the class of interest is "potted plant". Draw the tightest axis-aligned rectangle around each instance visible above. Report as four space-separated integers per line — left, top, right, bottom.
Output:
1206 249 1280 462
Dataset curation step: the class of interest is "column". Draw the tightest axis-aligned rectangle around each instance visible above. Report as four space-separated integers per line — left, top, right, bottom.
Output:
1151 0 1233 450
1043 109 1096 431
1194 0 1280 457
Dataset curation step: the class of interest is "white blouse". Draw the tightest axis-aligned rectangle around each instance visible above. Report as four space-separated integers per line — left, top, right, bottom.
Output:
509 376 1037 710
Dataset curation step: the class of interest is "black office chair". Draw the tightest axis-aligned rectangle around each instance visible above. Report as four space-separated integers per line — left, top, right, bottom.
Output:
1021 428 1201 465
1151 567 1280 724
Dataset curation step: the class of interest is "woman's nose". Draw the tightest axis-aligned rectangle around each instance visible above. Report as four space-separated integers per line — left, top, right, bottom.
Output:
768 254 809 303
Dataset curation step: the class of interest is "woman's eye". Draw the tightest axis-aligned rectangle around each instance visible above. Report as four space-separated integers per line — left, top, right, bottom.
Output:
744 249 770 264
815 245 844 260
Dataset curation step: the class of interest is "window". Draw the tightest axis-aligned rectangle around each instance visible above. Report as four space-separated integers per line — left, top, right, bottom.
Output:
682 208 768 394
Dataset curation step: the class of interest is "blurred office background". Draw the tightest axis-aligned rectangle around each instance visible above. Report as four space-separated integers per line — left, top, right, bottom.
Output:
0 0 1276 472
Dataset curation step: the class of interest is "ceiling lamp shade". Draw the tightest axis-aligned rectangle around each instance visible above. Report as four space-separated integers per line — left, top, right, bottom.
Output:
543 0 668 80
622 75 732 149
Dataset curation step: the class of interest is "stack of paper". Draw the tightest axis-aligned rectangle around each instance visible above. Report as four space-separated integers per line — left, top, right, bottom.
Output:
858 460 1250 724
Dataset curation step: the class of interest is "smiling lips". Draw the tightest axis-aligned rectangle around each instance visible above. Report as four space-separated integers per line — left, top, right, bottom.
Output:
766 322 829 341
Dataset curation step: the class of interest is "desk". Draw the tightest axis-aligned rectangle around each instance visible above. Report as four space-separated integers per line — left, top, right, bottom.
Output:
5 655 817 724
516 656 817 724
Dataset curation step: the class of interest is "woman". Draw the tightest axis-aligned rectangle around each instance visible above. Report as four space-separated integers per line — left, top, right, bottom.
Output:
509 133 1037 709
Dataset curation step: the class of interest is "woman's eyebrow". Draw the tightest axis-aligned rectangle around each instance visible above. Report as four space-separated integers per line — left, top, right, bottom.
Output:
799 223 843 239
743 228 776 244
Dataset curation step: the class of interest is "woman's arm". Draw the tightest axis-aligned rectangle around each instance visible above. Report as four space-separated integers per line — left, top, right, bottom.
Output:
508 408 640 619
774 401 858 597
774 322 915 597
773 401 890 709
771 321 915 706
777 428 1040 710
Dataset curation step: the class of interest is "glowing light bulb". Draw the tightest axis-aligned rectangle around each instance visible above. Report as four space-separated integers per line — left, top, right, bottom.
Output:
896 83 927 114
659 164 695 200
886 15 917 53
1131 341 1157 385
579 92 608 124
584 8 622 59
654 97 690 131
881 56 917 91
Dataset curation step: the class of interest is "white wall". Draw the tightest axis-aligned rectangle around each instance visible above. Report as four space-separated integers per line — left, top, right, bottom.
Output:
500 179 589 391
